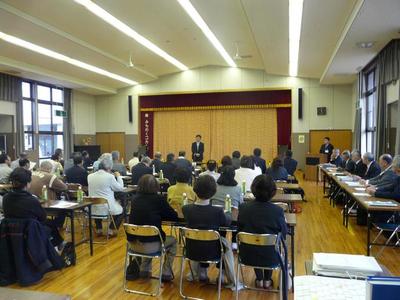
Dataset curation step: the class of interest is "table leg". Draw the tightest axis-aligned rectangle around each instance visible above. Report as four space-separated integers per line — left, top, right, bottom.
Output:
367 212 371 256
343 194 347 226
89 205 93 256
70 211 76 265
291 226 295 291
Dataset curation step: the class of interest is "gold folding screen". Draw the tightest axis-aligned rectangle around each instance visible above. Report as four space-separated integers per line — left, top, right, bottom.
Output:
153 108 277 162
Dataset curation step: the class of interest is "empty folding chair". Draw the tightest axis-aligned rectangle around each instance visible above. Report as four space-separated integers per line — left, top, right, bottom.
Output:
372 212 400 257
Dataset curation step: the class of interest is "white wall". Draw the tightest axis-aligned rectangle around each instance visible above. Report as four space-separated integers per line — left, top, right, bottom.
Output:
94 66 355 135
0 100 16 128
387 80 399 104
72 90 96 135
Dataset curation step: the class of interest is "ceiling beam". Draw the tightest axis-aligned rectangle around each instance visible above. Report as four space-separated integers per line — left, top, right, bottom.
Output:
319 0 365 83
0 55 117 94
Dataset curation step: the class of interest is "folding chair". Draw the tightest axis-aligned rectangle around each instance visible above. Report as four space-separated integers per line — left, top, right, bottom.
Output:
372 212 400 257
122 224 169 297
235 232 288 300
83 196 118 244
179 228 225 300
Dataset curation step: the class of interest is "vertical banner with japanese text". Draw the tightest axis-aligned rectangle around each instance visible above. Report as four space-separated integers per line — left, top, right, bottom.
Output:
140 111 154 158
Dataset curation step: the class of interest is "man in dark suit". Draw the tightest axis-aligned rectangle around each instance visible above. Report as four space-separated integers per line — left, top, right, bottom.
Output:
351 150 367 177
253 148 267 174
340 150 356 173
150 152 163 173
283 150 298 176
191 135 204 163
363 154 396 190
174 151 192 177
359 152 381 180
131 157 153 185
319 137 334 162
65 152 88 187
160 153 177 185
329 149 343 167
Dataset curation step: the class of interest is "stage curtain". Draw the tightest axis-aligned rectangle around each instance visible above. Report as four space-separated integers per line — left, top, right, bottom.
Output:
153 110 212 159
153 108 278 163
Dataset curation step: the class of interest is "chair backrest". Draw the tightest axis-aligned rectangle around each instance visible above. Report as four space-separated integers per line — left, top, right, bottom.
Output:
123 223 163 245
237 232 278 246
273 202 289 212
67 183 82 191
181 227 223 262
83 196 108 206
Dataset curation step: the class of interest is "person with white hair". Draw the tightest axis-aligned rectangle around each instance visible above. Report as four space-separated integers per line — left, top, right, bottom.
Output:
329 149 343 167
92 153 111 172
111 150 127 176
359 152 381 180
29 160 67 201
88 155 125 236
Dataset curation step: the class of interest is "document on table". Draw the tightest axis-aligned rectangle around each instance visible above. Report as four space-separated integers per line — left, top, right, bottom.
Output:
353 192 371 197
365 201 399 207
355 187 366 191
346 181 363 187
313 253 382 274
50 201 77 208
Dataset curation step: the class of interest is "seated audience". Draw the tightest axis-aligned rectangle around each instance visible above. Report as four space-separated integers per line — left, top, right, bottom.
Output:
63 152 77 173
174 151 192 176
167 167 196 212
150 152 163 173
231 151 241 170
364 154 396 190
367 155 400 200
128 152 140 171
10 152 28 170
212 165 243 209
93 153 111 172
88 155 125 236
238 174 287 289
128 175 178 281
200 160 220 181
351 150 367 177
234 155 258 192
82 151 92 170
218 155 232 173
266 157 288 181
160 153 177 185
253 148 267 174
340 150 355 173
182 175 236 288
3 168 65 249
30 161 67 200
54 148 64 165
65 152 88 186
360 152 381 180
131 157 152 185
329 149 343 167
51 153 63 175
0 154 12 183
18 158 30 170
283 150 297 176
111 151 127 176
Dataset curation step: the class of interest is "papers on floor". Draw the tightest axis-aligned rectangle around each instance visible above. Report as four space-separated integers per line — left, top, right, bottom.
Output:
365 201 399 207
294 275 366 300
353 192 371 197
50 201 77 209
313 253 382 279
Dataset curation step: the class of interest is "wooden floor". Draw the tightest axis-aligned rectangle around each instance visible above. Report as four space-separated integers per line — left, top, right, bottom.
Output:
10 173 400 299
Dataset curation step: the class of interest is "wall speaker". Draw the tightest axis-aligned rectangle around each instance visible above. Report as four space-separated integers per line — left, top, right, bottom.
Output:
128 95 133 123
298 88 303 119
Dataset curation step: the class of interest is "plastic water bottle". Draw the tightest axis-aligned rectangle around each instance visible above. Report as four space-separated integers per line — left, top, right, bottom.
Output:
152 164 156 175
160 170 164 180
183 193 188 206
224 194 232 213
77 186 83 203
121 157 125 165
41 185 48 202
242 180 246 194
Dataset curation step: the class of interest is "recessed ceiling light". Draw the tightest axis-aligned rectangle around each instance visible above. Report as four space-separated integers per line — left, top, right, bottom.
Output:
0 31 138 85
356 41 375 48
73 0 188 71
289 0 304 77
177 0 236 68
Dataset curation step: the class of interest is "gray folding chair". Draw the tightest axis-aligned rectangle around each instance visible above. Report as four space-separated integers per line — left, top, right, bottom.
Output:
179 227 225 300
235 232 288 300
372 212 400 257
122 224 168 297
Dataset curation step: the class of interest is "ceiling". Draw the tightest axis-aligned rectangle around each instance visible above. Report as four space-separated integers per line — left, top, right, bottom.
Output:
0 0 399 94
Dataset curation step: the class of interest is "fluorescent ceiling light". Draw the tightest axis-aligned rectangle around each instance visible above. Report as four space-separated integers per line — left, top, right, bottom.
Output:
289 0 304 77
0 31 137 85
73 0 188 71
177 0 236 68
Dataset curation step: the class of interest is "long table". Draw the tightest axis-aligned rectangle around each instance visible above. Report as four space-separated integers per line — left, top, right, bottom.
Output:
319 166 400 255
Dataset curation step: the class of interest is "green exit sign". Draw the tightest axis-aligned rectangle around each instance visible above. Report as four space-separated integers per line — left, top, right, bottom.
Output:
55 110 67 117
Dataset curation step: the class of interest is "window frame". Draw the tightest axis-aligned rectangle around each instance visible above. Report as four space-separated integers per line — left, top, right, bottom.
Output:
363 68 377 153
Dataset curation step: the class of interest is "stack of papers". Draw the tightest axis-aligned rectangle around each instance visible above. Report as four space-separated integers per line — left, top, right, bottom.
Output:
346 181 363 187
50 201 78 208
313 253 382 278
365 201 399 207
353 192 371 197
337 176 354 181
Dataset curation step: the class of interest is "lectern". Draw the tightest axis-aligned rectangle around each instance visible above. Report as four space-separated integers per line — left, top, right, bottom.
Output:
305 153 328 181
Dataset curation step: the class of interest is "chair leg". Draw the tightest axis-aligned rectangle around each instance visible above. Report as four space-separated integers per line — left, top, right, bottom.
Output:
155 253 164 297
376 229 398 258
372 229 384 244
279 268 283 300
235 261 241 300
217 258 223 300
123 245 129 291
179 257 186 298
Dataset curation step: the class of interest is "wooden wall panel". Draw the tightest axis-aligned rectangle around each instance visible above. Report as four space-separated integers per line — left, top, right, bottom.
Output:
95 132 125 160
310 130 353 154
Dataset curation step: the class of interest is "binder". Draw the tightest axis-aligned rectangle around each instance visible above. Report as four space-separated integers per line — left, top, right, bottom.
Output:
366 276 400 300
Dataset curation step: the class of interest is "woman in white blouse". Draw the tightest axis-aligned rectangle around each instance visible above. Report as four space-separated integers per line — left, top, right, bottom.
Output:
88 155 125 236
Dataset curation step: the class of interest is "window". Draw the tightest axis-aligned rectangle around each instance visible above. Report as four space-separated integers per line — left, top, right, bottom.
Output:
21 81 65 159
361 69 377 154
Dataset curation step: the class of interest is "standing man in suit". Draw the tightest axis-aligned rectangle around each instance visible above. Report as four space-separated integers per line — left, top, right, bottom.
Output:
319 137 334 162
191 134 204 163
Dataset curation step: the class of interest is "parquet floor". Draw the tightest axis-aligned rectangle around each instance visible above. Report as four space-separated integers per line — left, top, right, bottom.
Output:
10 173 400 299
